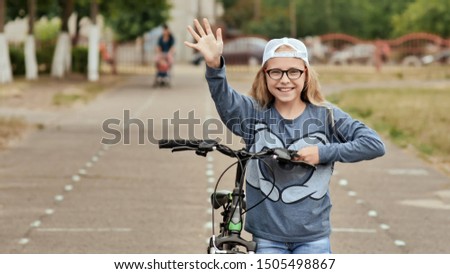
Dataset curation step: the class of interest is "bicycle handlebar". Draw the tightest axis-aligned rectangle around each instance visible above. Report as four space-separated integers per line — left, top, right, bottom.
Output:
158 139 217 149
158 139 315 168
159 139 230 157
158 139 315 253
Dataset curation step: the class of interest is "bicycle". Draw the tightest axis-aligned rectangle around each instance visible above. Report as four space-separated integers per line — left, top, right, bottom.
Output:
158 139 315 254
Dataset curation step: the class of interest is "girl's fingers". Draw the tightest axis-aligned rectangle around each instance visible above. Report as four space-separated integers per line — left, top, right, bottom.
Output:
216 28 223 44
193 19 206 37
187 25 201 42
203 18 213 34
185 18 222 58
184 41 197 50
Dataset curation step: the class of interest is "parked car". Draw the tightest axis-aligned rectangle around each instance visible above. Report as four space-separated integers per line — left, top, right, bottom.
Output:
421 49 450 65
328 44 376 65
192 36 268 66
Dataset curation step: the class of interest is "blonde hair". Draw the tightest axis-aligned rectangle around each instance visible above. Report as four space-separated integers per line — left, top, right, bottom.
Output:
250 47 325 108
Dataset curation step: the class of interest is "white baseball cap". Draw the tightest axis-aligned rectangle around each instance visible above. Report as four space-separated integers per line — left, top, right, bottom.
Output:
262 37 309 66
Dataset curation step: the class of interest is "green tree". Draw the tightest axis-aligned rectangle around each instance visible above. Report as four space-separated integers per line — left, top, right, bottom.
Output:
363 0 413 38
72 0 91 45
6 0 172 42
101 0 171 42
220 0 254 32
288 0 412 39
244 4 290 38
219 0 239 10
219 0 420 39
392 0 450 37
6 0 59 20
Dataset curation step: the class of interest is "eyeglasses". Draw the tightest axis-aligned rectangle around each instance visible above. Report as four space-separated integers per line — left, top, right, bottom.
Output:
265 68 305 80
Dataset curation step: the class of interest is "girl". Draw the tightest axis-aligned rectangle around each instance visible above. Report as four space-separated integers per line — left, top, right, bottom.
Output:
185 18 385 254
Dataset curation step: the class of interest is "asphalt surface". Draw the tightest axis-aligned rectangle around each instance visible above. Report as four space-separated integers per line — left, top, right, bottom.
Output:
0 64 449 254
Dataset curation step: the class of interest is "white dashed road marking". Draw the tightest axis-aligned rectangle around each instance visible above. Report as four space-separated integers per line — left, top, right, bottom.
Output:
332 228 377 233
336 176 406 249
387 168 428 176
18 147 108 247
36 228 132 233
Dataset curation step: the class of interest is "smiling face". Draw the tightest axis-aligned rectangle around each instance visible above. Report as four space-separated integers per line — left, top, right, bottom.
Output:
264 54 307 109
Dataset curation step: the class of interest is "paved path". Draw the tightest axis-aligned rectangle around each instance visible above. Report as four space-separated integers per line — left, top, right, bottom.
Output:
0 65 449 253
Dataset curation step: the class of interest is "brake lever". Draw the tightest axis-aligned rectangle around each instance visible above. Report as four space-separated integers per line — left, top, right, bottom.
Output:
196 141 218 157
272 148 316 169
272 148 293 161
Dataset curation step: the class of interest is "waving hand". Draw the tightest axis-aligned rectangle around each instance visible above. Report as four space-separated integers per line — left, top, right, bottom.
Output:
184 18 223 68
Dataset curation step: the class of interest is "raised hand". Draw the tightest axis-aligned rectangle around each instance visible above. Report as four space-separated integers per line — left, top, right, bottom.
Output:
184 18 223 68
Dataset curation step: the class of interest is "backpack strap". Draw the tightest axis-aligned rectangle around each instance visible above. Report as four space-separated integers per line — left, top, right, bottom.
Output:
326 105 346 143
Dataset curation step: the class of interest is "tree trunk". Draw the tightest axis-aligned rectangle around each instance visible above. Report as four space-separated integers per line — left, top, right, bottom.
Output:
61 0 74 32
0 0 4 32
51 0 73 78
88 0 99 81
25 0 38 80
72 13 81 46
0 0 13 83
51 33 71 78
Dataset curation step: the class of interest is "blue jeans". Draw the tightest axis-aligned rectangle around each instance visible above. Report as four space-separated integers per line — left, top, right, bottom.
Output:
254 236 332 254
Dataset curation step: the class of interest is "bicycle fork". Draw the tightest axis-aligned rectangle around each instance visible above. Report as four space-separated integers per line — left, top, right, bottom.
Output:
208 187 256 254
208 158 257 254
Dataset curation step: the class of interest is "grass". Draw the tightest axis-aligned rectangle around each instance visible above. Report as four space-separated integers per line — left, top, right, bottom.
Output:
0 74 124 150
226 64 450 84
328 87 450 169
53 93 86 106
0 117 27 149
316 64 450 84
52 76 119 106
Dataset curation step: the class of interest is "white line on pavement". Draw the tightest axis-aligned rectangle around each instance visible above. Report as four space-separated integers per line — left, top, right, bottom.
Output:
332 228 377 233
36 228 132 233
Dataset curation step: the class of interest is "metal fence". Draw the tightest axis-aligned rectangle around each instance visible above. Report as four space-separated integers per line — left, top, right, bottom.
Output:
7 31 450 78
105 32 449 75
312 32 450 68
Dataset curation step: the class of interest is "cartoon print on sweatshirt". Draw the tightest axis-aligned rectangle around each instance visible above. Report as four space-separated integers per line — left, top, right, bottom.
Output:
246 123 333 204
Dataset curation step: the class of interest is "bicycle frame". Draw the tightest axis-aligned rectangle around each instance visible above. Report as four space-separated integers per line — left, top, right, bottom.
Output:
208 155 257 254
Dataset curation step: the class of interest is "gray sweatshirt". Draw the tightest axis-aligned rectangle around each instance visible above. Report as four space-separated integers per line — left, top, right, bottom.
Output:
205 61 385 243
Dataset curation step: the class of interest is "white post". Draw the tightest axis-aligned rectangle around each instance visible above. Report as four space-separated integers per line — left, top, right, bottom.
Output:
0 33 13 83
88 25 99 81
25 34 38 80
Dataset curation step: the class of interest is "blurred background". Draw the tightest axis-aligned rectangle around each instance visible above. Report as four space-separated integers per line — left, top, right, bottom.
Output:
1 0 449 76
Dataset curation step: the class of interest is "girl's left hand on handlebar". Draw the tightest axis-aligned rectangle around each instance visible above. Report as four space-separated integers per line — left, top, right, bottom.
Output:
295 146 320 165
